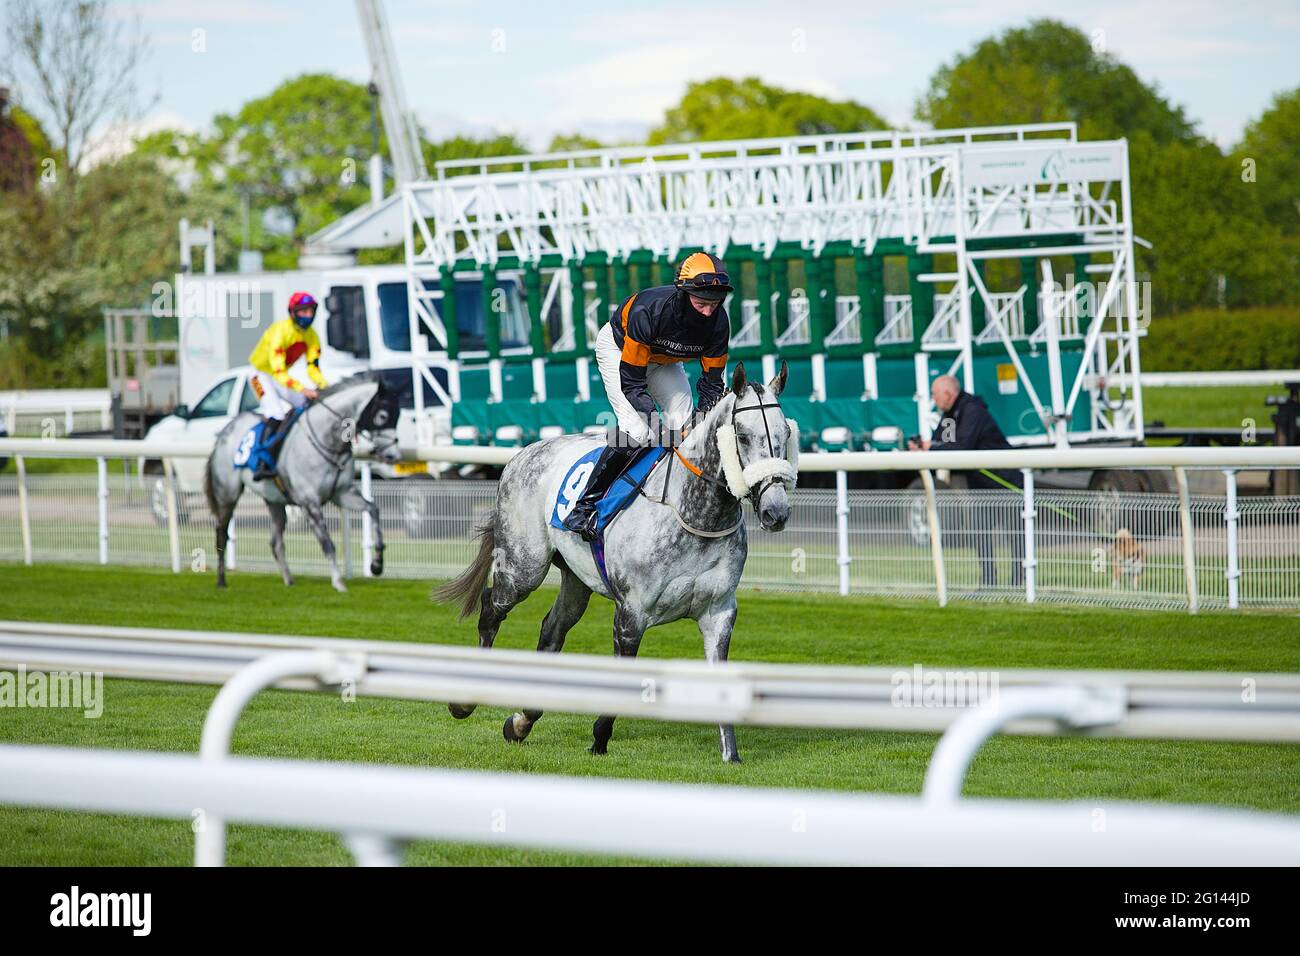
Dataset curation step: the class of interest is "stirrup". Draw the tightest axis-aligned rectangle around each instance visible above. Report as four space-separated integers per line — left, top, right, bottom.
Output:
563 504 599 541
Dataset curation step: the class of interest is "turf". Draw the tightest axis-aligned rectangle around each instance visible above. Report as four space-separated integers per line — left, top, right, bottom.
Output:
1141 385 1282 431
0 563 1297 866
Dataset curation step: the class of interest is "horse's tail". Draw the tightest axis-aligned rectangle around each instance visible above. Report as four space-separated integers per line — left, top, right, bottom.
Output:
202 453 219 519
432 516 496 621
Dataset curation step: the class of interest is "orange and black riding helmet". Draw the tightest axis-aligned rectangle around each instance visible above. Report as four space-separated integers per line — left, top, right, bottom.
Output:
674 252 733 301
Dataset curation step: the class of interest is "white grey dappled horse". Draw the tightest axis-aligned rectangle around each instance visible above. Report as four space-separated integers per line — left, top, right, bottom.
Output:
434 362 798 762
204 374 401 592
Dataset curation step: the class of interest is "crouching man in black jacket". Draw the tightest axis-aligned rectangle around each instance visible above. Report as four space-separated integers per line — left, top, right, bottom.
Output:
909 375 1024 589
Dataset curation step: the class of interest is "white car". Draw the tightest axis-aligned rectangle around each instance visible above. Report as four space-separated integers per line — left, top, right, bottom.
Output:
140 364 451 526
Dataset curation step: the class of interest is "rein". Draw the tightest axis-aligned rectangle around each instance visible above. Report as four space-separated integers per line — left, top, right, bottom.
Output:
652 386 794 538
303 389 400 468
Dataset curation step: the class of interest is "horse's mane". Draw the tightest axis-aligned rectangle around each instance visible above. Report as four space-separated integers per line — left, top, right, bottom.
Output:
317 372 377 400
680 385 750 456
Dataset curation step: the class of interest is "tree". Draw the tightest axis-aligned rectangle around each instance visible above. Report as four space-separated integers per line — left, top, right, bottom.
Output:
917 20 1197 144
649 77 885 144
0 86 35 191
1 0 151 187
1237 88 1300 237
185 74 381 270
422 132 532 172
547 133 605 154
0 150 239 389
1128 131 1295 312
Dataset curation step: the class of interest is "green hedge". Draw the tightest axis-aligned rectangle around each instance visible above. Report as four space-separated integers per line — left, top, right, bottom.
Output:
1140 307 1300 372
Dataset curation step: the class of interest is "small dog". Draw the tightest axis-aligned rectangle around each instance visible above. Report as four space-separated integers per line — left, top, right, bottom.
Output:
1111 528 1145 588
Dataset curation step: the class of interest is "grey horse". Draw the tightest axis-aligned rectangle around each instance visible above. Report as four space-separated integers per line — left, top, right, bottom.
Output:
203 374 401 592
434 362 797 762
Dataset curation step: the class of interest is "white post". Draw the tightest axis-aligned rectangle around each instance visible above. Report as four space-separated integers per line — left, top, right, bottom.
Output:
361 462 374 578
1022 467 1036 604
1224 469 1239 611
164 458 181 574
196 650 361 867
345 833 405 867
952 157 975 396
835 470 851 596
16 455 32 566
810 353 827 402
1040 262 1069 449
920 469 947 607
913 352 931 440
64 406 74 437
532 356 547 403
922 686 1125 804
96 456 109 565
341 504 353 580
862 352 878 400
369 152 383 205
575 356 591 402
1174 466 1198 614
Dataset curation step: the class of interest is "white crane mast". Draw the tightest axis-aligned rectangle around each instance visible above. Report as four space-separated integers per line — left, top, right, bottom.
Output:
354 0 429 187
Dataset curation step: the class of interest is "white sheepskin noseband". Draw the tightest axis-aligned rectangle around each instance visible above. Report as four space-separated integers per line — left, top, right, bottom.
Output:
716 418 800 498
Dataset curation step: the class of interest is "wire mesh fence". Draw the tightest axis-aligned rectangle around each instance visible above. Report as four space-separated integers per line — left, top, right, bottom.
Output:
2 469 1298 612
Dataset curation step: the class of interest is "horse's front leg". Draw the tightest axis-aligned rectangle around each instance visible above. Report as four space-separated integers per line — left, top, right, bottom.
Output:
591 605 646 756
337 486 384 577
301 500 347 593
698 599 741 763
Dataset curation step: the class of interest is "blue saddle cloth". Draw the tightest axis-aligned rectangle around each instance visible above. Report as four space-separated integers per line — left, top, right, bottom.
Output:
549 445 667 536
231 409 303 472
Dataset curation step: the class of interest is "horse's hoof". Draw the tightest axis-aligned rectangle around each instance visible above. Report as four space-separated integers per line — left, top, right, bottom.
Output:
332 580 348 594
589 743 607 756
448 703 476 719
283 577 294 587
502 713 531 742
723 753 742 764
216 581 226 590
370 562 384 577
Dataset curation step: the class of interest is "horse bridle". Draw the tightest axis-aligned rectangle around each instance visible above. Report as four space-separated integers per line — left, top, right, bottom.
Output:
673 385 791 511
310 391 401 457
728 385 791 508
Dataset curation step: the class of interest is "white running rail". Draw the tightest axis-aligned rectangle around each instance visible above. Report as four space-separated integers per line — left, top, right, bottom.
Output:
1 619 1298 866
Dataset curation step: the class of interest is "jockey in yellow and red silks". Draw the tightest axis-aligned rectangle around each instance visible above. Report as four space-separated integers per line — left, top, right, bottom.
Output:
246 291 329 481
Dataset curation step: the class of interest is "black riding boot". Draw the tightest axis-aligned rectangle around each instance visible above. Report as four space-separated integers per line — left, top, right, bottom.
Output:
252 416 289 482
562 443 637 541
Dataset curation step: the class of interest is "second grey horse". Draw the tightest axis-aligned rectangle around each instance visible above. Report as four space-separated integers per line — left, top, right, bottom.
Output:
203 374 401 592
434 361 797 762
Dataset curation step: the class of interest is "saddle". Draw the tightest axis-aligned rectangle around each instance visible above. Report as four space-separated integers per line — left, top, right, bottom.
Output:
550 445 668 589
549 445 667 536
231 407 304 475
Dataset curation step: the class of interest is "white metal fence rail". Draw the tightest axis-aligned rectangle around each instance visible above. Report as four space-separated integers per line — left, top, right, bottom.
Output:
2 439 1299 613
2 620 1298 866
6 745 1300 866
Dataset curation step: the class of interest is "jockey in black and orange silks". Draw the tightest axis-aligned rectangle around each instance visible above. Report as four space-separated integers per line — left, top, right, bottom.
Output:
562 252 732 541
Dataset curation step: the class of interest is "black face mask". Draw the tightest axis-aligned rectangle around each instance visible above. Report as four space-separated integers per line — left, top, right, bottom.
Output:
678 291 719 319
358 392 399 431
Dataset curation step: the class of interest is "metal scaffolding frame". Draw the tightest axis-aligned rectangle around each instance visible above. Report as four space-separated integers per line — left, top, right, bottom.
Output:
396 122 1141 445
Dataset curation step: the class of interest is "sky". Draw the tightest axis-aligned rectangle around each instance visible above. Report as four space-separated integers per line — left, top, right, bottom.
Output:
24 0 1300 153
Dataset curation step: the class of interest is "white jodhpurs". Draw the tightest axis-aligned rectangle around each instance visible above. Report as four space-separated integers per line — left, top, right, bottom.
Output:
251 371 309 421
594 323 695 444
